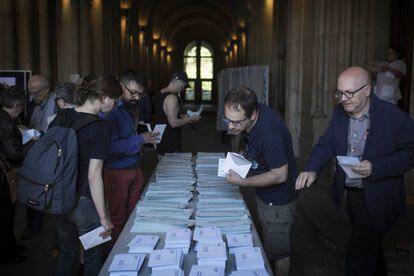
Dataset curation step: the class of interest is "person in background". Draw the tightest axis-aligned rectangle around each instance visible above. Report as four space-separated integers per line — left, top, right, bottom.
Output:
47 82 78 126
372 47 407 104
22 74 57 239
152 71 200 154
0 86 27 264
101 70 159 246
50 75 121 275
296 66 414 275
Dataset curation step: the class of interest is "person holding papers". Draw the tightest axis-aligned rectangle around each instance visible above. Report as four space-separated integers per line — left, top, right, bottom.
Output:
223 87 298 276
101 70 159 245
152 71 200 154
50 75 120 275
295 66 414 276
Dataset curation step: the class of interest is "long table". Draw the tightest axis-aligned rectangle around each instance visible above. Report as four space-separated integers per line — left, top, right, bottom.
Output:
99 159 273 275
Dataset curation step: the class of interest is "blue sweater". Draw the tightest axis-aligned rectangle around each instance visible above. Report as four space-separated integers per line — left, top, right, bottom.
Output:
101 100 145 169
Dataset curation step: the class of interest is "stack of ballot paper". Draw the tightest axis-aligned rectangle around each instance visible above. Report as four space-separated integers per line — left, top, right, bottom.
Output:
151 268 184 276
108 253 145 276
196 241 227 268
218 152 252 178
234 247 266 271
131 217 194 233
226 233 253 254
193 227 223 244
148 249 184 272
230 269 269 276
127 234 159 253
189 265 225 276
164 228 193 254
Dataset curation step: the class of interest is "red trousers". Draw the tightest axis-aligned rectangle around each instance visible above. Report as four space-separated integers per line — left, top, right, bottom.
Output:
103 167 144 243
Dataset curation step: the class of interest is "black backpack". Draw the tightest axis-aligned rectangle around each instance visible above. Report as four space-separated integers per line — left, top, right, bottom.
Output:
17 112 99 214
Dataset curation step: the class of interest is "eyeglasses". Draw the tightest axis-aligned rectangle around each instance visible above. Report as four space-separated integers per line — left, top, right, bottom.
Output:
334 84 368 100
122 83 146 99
30 86 48 97
222 117 248 127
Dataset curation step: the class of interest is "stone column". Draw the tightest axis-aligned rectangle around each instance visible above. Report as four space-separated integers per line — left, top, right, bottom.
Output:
37 0 51 80
0 0 17 69
57 0 80 81
16 0 34 70
91 0 103 76
79 0 92 76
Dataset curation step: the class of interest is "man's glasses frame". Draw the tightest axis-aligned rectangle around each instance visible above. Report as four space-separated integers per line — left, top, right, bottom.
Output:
334 84 368 100
222 117 249 127
121 82 146 99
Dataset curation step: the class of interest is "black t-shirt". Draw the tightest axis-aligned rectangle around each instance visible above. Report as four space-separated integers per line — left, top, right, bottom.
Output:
246 103 298 205
49 109 111 199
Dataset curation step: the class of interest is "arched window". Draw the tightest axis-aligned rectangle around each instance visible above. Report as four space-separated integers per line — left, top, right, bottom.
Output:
183 41 214 102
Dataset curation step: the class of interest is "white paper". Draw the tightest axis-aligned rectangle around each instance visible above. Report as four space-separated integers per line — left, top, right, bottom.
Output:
222 152 252 178
108 253 145 272
153 124 167 143
217 158 226 177
79 226 111 250
186 104 203 117
336 156 364 179
127 234 159 253
20 129 41 145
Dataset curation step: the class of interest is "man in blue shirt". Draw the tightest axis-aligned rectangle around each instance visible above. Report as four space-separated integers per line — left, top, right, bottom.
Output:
102 70 159 244
224 87 297 276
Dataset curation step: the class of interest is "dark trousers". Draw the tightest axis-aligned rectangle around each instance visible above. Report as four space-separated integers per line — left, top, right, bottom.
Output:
346 188 387 276
0 180 18 259
26 206 43 232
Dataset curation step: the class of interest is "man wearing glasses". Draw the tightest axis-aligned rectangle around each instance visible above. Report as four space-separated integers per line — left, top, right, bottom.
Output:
296 66 414 275
101 70 159 245
224 87 297 276
21 75 57 240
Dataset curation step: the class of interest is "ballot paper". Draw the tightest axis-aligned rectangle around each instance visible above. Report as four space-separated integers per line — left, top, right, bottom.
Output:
222 152 252 178
153 124 167 143
189 265 225 276
234 247 265 271
127 234 159 253
226 233 253 254
193 227 223 242
79 226 111 250
336 156 364 179
196 241 227 268
187 104 203 117
151 268 184 276
108 253 145 273
217 158 226 177
20 129 41 145
148 249 184 271
230 269 269 276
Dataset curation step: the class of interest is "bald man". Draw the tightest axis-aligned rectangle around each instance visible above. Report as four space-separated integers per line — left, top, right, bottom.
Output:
27 75 57 132
295 66 414 275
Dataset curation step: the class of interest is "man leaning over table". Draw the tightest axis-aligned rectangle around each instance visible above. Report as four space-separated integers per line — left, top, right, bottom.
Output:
223 86 298 276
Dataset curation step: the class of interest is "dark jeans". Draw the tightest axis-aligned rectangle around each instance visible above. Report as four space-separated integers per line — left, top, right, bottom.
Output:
54 196 102 276
345 188 387 276
0 180 18 259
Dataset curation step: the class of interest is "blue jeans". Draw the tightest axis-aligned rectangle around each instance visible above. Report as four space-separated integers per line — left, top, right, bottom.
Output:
54 196 102 276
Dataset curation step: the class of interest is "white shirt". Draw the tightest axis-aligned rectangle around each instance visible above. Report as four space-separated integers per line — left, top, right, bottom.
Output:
375 59 407 104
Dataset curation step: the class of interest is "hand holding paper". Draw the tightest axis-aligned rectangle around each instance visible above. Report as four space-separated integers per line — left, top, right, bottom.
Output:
219 152 252 179
336 156 365 179
79 226 112 250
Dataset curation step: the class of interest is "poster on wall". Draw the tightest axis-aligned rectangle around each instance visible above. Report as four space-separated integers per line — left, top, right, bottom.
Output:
0 70 32 91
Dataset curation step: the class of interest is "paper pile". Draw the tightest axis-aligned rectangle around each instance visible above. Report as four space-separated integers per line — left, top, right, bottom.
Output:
108 253 145 276
148 249 184 272
127 234 159 253
230 269 269 276
234 247 266 271
151 268 184 276
189 265 225 276
164 228 193 254
226 233 253 254
196 241 227 268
